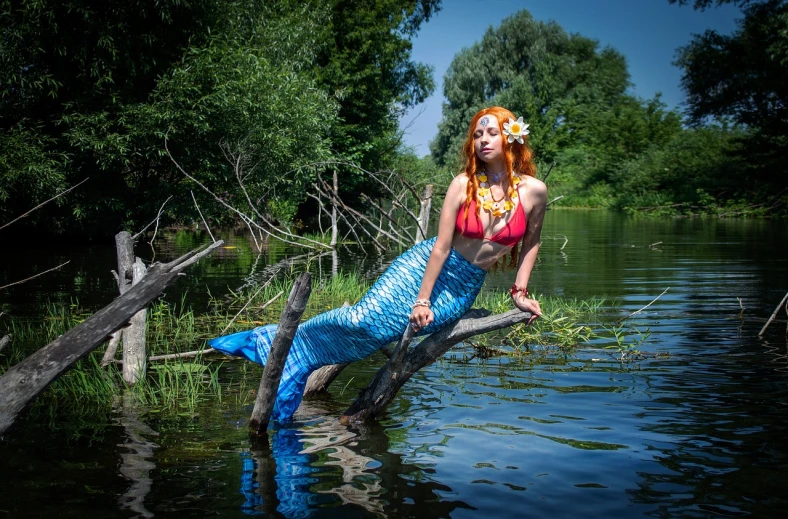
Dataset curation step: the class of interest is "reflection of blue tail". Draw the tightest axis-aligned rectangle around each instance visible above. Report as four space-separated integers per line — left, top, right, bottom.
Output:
209 237 487 422
239 428 321 517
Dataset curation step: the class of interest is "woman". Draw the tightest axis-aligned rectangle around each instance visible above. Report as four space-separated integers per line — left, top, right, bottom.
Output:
209 106 546 421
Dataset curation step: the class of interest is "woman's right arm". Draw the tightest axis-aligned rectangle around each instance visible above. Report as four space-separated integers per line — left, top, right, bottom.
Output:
409 175 467 331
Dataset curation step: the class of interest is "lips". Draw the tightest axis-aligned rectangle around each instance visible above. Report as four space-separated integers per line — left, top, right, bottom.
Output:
481 147 492 153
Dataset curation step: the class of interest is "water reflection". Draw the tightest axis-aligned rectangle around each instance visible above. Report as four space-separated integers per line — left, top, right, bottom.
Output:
236 398 475 518
116 393 160 518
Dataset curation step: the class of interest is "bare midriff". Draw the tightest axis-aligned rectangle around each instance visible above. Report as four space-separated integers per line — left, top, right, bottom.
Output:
451 234 516 271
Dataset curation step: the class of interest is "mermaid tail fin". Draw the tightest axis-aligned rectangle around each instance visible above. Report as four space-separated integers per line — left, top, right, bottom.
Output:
208 329 264 365
209 324 313 422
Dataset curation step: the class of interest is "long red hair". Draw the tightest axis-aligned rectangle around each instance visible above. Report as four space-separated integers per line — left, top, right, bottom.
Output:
459 106 537 268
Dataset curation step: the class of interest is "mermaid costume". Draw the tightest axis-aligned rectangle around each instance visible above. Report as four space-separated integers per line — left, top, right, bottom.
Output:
209 237 486 422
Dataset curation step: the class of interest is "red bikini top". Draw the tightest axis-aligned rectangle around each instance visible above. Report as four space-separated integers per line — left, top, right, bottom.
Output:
455 199 527 247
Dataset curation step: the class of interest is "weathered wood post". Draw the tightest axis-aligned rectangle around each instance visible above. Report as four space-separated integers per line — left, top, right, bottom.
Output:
122 258 148 385
415 184 433 244
249 273 312 435
330 170 339 248
102 231 135 365
101 232 149 384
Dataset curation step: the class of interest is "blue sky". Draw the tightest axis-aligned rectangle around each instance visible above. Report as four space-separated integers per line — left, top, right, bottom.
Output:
398 0 742 156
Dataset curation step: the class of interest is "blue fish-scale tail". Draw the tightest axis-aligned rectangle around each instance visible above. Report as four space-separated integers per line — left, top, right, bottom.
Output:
209 237 486 422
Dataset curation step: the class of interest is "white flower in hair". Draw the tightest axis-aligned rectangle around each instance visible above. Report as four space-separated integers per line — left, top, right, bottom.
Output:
503 116 529 144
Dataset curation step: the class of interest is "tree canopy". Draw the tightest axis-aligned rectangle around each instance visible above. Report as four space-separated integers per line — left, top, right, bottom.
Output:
673 0 788 206
0 0 441 237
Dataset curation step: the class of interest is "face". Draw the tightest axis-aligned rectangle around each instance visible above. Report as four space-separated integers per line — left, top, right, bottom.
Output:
473 114 503 164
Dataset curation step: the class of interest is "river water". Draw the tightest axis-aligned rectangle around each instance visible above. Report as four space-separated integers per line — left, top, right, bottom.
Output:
2 210 788 518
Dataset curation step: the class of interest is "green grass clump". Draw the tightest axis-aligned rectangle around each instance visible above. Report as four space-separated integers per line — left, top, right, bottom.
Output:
470 290 648 360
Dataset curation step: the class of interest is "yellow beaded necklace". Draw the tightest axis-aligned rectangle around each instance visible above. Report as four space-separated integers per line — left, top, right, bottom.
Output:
476 173 521 218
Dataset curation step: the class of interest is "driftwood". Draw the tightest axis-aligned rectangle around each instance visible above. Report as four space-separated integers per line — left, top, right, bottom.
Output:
759 290 788 336
341 308 532 424
0 240 223 436
303 363 350 397
122 258 148 385
0 335 10 353
102 231 135 367
249 272 312 435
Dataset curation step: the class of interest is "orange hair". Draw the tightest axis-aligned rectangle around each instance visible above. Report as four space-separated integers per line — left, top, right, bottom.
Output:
459 106 537 269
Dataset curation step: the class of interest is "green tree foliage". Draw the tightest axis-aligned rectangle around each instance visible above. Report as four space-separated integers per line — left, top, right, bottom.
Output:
311 0 440 202
431 10 682 209
673 0 788 211
1 0 439 236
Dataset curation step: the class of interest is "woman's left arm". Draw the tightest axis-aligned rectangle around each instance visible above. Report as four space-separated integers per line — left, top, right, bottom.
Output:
512 177 548 323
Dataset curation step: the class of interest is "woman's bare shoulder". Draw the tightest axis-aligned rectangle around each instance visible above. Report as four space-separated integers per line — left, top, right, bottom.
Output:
519 174 547 200
451 172 470 187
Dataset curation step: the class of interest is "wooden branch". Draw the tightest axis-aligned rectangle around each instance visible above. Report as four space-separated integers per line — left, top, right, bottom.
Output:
546 195 564 207
316 178 403 246
314 182 386 249
308 190 367 251
303 364 350 397
340 308 531 424
190 190 216 242
359 193 413 243
0 239 223 436
0 261 70 292
367 170 422 223
132 195 173 241
165 141 327 251
759 291 788 336
249 273 312 435
0 178 89 232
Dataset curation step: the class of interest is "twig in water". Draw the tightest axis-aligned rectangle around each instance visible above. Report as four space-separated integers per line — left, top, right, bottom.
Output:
0 261 70 291
617 287 670 324
191 190 215 243
759 291 788 336
0 178 89 232
648 242 663 248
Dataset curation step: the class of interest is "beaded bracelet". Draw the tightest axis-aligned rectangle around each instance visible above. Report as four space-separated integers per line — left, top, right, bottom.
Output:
509 284 529 298
412 298 431 309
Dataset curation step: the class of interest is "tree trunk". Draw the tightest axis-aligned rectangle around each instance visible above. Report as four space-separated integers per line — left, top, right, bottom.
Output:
0 240 223 436
330 170 338 247
249 273 312 435
415 184 433 244
122 258 148 385
341 308 532 424
102 231 134 367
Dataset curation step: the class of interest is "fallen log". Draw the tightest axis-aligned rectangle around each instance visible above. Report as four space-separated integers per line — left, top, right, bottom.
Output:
303 363 349 397
0 240 223 436
341 308 532 424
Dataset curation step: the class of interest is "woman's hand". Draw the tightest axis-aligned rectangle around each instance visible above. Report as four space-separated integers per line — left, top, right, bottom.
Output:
410 306 434 331
513 293 542 325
